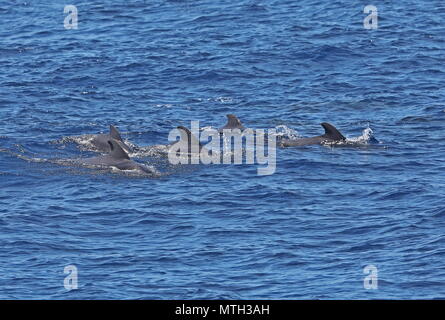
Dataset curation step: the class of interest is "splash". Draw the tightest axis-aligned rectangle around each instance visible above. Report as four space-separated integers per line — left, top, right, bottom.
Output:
345 127 377 144
322 127 379 146
273 125 301 140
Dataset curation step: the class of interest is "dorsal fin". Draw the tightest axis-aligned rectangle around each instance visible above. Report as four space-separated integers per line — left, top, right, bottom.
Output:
109 125 123 141
177 126 202 147
107 140 130 160
321 122 346 140
226 114 242 127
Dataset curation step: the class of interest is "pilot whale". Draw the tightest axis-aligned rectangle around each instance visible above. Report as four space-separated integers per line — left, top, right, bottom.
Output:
170 126 205 154
146 126 208 158
89 125 132 153
79 139 156 175
279 122 346 147
219 114 245 132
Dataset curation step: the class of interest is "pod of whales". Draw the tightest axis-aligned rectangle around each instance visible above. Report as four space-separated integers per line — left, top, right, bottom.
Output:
46 116 366 176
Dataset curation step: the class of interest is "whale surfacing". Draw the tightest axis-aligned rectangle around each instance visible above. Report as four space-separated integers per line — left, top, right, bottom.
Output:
219 114 245 132
170 126 204 154
89 125 132 153
80 139 156 175
280 122 346 147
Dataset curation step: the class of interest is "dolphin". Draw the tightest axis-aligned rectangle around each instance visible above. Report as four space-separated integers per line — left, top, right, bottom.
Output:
219 114 245 132
79 139 156 175
89 125 132 153
279 122 346 147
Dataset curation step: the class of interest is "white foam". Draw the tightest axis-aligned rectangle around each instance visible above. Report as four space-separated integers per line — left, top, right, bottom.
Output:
345 127 375 144
274 125 301 139
322 127 377 146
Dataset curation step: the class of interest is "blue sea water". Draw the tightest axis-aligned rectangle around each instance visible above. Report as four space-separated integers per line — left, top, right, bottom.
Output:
0 0 445 299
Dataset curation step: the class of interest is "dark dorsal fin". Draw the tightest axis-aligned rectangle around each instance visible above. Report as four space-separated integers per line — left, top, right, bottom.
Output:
109 125 123 141
226 114 242 127
107 140 130 160
177 126 202 147
321 122 346 141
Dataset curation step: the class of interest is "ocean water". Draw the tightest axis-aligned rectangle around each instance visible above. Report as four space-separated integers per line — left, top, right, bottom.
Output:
0 0 444 299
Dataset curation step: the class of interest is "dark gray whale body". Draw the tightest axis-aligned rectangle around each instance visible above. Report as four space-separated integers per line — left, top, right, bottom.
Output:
219 114 245 132
90 125 132 153
140 126 205 157
280 122 346 147
172 126 205 154
80 140 155 175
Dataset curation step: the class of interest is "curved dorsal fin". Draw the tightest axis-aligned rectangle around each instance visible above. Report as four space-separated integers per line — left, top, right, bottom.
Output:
226 114 242 127
177 126 202 147
109 125 123 141
107 140 130 160
321 122 346 140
